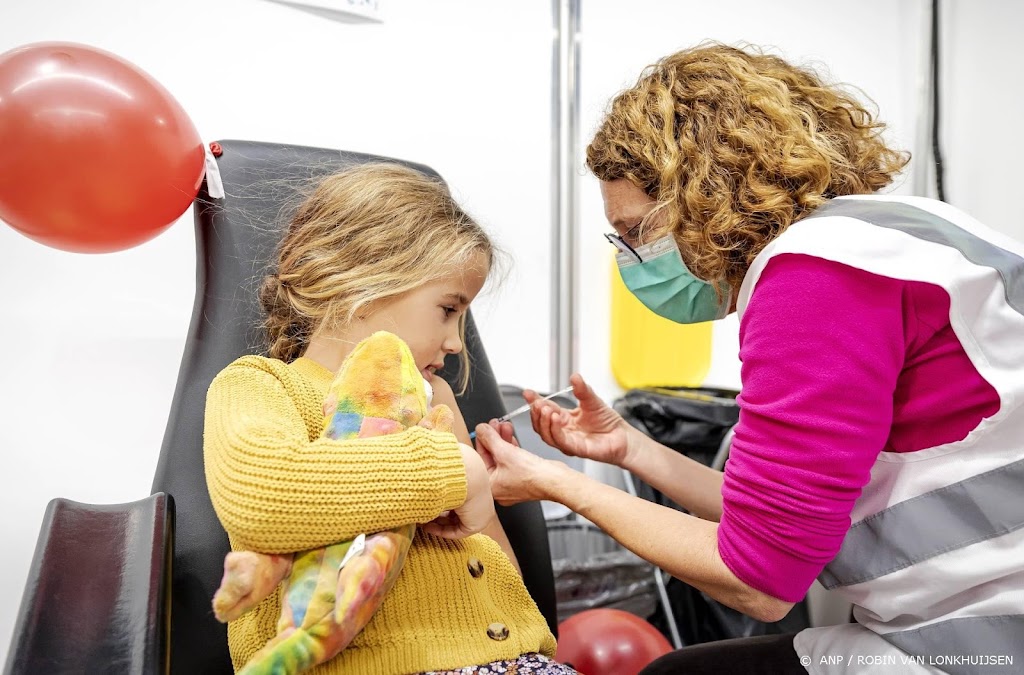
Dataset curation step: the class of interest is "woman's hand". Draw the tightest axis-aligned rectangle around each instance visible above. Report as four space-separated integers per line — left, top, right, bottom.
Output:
474 422 566 505
527 373 635 467
422 443 496 539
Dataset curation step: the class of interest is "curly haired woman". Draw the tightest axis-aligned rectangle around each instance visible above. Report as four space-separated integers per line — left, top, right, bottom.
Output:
474 44 1024 674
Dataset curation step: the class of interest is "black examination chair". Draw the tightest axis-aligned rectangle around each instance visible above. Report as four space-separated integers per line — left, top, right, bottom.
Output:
4 141 558 675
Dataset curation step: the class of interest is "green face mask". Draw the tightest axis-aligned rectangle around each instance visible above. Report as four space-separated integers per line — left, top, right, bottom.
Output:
615 234 730 324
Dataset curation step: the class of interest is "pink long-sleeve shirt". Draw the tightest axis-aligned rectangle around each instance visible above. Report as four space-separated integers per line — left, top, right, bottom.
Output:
716 253 1000 602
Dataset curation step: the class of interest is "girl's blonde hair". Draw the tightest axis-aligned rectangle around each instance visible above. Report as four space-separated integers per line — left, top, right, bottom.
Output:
260 163 494 390
586 43 910 293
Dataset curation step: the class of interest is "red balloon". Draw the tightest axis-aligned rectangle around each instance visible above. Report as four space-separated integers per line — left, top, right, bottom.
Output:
0 42 204 253
555 609 673 675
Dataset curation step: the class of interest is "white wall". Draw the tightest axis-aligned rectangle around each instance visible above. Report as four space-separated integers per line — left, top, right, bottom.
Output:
943 0 1024 242
3 0 1023 660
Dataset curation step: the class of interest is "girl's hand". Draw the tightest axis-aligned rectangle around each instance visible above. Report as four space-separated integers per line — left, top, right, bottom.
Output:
526 373 634 467
474 423 563 505
421 443 496 539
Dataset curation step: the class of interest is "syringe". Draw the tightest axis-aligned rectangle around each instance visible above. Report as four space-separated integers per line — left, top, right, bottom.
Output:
467 386 574 440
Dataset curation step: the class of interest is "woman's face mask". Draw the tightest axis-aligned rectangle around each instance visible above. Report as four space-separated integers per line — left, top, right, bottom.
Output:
600 178 729 324
613 234 730 324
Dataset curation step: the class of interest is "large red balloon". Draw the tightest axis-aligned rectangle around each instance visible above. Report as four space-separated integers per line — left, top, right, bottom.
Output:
0 42 204 253
555 609 673 675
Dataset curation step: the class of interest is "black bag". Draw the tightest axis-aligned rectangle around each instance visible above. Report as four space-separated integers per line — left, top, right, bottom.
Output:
614 386 740 470
613 386 810 646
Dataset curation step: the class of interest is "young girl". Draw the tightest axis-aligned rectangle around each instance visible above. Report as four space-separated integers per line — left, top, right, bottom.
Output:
203 163 573 674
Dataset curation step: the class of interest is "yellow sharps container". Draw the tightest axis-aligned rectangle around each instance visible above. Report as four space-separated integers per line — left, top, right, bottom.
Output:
610 256 712 389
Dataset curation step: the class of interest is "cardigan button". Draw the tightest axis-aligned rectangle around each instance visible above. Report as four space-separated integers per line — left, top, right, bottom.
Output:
487 622 509 641
467 557 485 578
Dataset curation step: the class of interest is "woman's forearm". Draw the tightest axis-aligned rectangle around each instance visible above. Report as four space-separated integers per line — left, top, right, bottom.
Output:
621 427 725 521
541 462 792 622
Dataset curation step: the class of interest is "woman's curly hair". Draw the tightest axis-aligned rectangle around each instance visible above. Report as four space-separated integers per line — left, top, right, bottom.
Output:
586 43 910 293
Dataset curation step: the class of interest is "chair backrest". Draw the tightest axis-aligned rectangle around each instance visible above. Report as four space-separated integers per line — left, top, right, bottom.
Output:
150 140 557 674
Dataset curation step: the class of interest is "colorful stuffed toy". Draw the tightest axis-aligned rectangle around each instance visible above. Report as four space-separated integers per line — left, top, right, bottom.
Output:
211 331 454 674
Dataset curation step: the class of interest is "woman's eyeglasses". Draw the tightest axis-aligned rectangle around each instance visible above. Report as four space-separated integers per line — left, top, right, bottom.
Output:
604 222 643 263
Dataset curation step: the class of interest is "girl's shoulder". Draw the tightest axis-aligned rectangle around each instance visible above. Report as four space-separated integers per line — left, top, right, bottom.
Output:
214 354 290 381
209 355 305 396
221 354 290 375
208 356 326 430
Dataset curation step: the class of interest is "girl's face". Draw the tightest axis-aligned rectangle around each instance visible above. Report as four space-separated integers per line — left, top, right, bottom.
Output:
356 252 489 379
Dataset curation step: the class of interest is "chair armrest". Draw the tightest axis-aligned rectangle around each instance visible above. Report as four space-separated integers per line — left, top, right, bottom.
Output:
4 493 174 675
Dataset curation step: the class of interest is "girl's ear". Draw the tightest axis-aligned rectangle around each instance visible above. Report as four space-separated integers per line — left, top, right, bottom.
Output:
354 296 386 322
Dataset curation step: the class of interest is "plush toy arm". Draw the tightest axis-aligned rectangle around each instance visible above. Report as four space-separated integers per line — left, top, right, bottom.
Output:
212 551 293 623
419 404 455 432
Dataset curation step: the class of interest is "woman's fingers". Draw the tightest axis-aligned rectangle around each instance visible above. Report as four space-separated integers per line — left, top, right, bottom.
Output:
474 422 507 457
525 398 576 454
547 410 572 451
570 372 604 410
536 403 552 446
476 439 496 470
526 391 545 441
476 424 520 465
498 421 519 446
475 423 545 504
529 399 549 444
569 373 588 400
523 386 590 454
526 390 563 436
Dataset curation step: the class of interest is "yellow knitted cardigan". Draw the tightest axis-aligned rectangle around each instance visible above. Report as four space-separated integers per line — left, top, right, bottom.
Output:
204 355 557 674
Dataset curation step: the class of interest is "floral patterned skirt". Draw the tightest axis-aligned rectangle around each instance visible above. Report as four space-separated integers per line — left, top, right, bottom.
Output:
419 652 580 675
